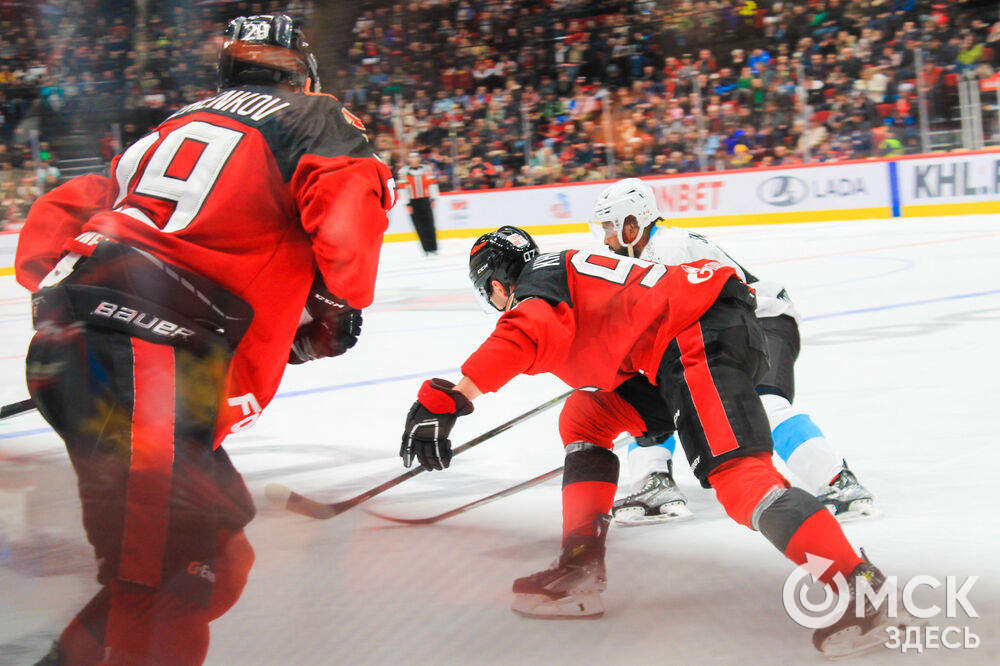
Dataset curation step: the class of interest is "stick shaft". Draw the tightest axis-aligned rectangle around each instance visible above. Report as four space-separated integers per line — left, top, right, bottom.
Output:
277 389 574 519
0 398 35 420
368 435 633 525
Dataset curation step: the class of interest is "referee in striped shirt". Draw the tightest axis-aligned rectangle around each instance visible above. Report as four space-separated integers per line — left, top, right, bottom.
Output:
398 151 440 255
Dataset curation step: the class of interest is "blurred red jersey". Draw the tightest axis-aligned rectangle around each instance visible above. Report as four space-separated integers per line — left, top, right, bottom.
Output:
16 85 396 444
461 250 740 392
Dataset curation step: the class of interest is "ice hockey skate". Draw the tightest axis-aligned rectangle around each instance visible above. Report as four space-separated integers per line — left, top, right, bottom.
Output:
512 515 611 619
817 462 876 522
813 552 921 659
611 464 693 526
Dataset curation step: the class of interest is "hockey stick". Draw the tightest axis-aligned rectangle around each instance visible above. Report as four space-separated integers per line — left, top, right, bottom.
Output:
1 398 35 420
366 434 634 525
265 389 574 519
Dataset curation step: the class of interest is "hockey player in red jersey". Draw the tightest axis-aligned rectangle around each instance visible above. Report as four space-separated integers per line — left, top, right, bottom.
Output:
17 15 395 665
400 226 907 657
578 178 874 526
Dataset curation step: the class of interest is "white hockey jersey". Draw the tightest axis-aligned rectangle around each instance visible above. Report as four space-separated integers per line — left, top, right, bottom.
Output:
640 225 800 322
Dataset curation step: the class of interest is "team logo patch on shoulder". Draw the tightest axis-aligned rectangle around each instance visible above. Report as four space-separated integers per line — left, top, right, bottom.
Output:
681 261 723 284
342 108 366 132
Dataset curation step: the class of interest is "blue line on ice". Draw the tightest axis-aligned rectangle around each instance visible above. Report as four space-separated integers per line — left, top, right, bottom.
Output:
801 288 1000 322
273 367 462 399
3 288 999 440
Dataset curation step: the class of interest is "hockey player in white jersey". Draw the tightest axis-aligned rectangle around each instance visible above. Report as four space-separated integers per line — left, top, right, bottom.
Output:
588 178 875 525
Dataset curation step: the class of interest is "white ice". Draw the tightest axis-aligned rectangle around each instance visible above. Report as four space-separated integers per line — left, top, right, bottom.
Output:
1 215 998 664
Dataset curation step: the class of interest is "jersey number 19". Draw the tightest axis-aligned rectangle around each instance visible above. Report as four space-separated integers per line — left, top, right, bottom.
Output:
111 121 245 233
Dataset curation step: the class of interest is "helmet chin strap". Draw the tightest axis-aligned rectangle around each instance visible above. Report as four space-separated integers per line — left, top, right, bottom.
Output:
617 228 638 258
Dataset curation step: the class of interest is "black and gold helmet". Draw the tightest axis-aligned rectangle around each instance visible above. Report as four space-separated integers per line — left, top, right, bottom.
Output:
468 226 538 312
218 14 320 93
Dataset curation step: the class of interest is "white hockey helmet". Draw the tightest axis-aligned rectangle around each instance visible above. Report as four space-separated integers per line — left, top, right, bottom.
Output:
590 178 660 250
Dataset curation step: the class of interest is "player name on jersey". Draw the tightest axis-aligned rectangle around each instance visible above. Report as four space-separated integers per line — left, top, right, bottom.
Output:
171 88 291 123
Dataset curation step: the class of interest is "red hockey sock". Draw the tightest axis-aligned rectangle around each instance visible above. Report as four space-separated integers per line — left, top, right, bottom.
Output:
784 509 864 585
561 443 619 541
562 480 616 540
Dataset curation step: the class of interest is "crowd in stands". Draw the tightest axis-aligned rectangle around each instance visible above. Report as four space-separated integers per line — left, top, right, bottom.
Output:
1 0 998 224
346 0 1000 191
0 0 312 225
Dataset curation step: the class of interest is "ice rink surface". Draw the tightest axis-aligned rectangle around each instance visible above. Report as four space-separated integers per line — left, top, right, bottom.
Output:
1 215 999 664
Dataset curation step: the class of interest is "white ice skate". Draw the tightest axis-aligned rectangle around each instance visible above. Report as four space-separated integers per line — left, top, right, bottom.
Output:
511 516 610 619
612 466 693 527
817 463 876 522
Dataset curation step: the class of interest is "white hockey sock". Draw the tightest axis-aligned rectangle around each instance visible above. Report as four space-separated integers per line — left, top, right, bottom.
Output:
760 394 844 494
625 437 675 492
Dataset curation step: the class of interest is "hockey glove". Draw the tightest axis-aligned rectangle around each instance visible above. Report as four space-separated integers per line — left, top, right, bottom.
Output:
400 378 474 471
288 274 363 364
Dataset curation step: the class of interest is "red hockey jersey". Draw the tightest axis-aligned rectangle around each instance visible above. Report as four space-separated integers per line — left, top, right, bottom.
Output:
16 85 396 444
461 250 738 393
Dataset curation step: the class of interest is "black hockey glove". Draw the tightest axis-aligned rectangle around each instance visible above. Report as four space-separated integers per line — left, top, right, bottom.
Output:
400 378 474 471
288 275 363 364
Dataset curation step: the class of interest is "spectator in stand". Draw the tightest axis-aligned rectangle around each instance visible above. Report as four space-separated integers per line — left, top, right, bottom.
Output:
730 143 753 167
0 0 991 204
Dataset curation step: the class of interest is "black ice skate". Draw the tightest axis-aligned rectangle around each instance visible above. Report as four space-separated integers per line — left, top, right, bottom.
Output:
611 462 693 526
812 551 919 659
817 461 876 522
511 515 611 619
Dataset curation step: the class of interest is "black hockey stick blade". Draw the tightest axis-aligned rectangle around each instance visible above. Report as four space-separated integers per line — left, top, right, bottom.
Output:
1 398 35 420
265 389 574 520
365 434 634 525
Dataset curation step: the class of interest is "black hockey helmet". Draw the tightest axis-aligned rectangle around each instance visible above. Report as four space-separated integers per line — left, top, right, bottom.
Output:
469 226 538 312
218 14 320 93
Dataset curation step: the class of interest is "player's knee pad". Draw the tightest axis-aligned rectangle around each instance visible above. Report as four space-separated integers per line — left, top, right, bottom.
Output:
754 487 826 555
708 452 789 528
559 390 641 449
563 441 619 488
562 442 619 538
563 441 620 488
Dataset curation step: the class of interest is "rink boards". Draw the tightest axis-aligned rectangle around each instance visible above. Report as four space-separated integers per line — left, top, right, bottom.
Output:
381 148 1000 239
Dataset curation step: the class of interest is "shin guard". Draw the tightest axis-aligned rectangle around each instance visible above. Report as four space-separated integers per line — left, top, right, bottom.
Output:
562 442 619 541
756 487 863 585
